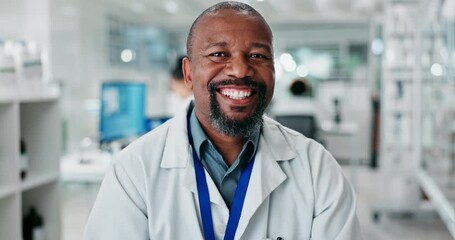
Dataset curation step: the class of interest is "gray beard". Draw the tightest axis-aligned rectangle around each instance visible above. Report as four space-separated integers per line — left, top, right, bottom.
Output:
208 79 267 138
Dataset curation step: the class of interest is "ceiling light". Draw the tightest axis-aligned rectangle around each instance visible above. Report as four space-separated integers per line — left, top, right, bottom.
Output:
131 2 145 13
279 53 296 72
296 65 309 77
371 38 384 55
442 0 455 20
121 49 135 63
164 2 179 14
430 63 443 76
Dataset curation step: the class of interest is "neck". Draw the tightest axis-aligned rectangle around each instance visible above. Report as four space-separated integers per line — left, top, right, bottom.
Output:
207 132 247 167
195 113 247 167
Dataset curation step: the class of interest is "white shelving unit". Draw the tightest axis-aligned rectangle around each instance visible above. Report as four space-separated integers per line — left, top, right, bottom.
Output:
415 0 455 237
0 84 61 240
374 0 436 220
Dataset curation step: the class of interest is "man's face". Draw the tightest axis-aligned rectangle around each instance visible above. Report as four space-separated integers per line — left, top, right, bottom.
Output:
183 9 275 137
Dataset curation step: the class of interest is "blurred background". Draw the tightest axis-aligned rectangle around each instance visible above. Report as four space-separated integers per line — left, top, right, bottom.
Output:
0 0 454 239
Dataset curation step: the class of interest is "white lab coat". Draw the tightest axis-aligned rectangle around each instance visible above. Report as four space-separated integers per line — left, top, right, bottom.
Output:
85 103 362 240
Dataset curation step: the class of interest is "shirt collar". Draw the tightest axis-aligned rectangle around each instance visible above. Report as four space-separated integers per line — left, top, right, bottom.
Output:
160 101 296 169
190 109 208 159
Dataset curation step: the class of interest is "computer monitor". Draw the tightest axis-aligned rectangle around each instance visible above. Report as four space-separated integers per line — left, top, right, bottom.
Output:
275 115 318 140
99 81 147 145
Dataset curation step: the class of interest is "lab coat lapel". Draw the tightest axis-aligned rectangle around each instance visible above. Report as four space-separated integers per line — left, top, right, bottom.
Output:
163 107 296 238
161 103 228 209
181 155 229 209
235 117 296 239
181 152 230 238
160 102 197 195
160 102 192 169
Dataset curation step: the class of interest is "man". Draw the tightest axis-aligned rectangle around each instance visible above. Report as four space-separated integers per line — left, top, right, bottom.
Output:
85 2 361 239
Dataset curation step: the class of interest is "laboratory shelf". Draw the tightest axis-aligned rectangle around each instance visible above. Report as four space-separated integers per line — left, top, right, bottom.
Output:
0 194 21 240
18 85 60 103
413 0 455 236
371 200 435 222
21 171 60 192
0 81 61 239
0 85 18 104
0 95 16 104
376 0 441 223
0 185 17 200
417 169 455 238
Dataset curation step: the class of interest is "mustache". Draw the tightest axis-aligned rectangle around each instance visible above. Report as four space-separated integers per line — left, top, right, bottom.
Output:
209 78 262 89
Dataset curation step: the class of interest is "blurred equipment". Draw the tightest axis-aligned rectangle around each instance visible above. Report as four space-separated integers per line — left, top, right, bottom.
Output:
272 77 321 142
23 206 45 240
20 138 28 180
333 97 342 124
99 81 147 148
275 115 319 140
289 78 312 97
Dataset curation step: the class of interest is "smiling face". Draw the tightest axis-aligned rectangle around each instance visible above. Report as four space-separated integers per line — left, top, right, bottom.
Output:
183 9 275 137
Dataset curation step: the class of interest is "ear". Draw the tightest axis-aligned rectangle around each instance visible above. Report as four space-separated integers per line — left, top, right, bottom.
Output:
182 57 193 89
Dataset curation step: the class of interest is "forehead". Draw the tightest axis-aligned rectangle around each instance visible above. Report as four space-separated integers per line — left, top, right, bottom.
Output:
193 9 273 46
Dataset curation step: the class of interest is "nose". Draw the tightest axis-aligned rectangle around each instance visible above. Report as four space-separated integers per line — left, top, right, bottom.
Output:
225 56 254 79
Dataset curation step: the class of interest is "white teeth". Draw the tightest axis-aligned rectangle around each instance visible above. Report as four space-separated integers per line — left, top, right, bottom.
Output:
221 89 252 100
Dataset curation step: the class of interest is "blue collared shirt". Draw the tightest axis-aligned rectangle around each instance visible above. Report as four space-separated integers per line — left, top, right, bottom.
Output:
190 109 260 208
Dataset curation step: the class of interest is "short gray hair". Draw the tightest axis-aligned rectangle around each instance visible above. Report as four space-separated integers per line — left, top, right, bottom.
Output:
186 1 270 59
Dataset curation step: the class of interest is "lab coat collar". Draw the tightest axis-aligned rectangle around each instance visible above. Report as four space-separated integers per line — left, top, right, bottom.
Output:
160 102 193 169
160 101 229 211
234 117 295 238
160 102 296 169
160 102 297 238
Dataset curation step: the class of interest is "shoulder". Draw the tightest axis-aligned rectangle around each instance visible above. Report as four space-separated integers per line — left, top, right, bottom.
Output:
112 118 174 179
262 115 340 176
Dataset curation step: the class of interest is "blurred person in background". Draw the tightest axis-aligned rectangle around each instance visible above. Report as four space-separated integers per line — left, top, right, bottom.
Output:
271 77 322 122
168 55 193 116
289 77 313 97
270 77 324 142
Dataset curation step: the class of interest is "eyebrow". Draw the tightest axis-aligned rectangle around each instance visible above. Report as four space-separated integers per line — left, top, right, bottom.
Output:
203 41 272 53
251 42 272 53
203 42 227 51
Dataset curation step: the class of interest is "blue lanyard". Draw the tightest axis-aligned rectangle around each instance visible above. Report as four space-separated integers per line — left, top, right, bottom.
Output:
187 113 255 240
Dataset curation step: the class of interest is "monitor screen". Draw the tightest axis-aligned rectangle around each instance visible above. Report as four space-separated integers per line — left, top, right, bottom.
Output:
275 115 318 139
99 81 147 144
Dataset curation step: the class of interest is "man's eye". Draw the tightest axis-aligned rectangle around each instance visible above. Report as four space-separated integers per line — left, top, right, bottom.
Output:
250 54 268 59
209 52 227 57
